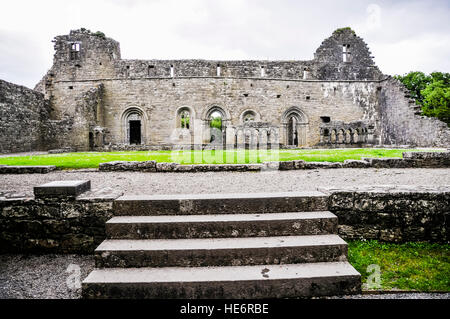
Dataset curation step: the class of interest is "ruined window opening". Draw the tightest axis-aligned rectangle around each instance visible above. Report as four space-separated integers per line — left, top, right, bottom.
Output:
70 42 80 60
306 96 310 100
148 65 154 76
170 65 174 77
180 110 190 129
287 116 298 146
243 111 256 123
343 44 352 62
217 64 221 76
320 116 331 123
209 109 225 144
68 86 73 89
277 94 281 98
260 66 265 77
243 93 249 97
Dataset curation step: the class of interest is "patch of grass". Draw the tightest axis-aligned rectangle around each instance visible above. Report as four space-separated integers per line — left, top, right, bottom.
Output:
348 240 450 291
0 148 437 169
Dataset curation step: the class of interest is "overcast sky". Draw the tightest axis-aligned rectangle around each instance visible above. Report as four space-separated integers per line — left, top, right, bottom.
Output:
1 0 449 89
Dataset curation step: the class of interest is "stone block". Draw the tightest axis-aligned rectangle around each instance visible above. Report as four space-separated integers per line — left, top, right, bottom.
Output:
342 160 371 168
156 162 177 172
34 180 91 198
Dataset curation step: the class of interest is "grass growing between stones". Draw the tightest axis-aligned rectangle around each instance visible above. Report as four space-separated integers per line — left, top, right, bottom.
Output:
348 241 450 291
0 148 435 169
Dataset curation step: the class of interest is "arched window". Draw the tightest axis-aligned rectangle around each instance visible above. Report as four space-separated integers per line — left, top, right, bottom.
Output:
287 116 298 146
243 111 255 123
180 110 190 129
240 110 260 124
205 107 227 144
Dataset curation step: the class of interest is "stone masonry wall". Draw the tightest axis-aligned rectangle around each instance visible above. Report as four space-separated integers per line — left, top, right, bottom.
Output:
379 77 450 147
32 28 388 151
327 186 449 243
0 189 121 254
0 80 54 153
1 184 447 254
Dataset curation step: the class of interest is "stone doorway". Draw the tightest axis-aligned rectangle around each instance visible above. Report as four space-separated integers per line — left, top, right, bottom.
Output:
129 120 141 145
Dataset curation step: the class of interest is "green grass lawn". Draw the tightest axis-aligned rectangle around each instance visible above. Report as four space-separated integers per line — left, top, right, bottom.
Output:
0 148 438 169
348 241 450 291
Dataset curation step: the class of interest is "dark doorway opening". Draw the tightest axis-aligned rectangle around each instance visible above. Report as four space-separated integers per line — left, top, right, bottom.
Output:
89 132 94 150
129 120 141 144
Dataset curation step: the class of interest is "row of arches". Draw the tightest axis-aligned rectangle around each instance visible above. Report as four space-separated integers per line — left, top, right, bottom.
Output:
320 127 368 144
120 105 309 147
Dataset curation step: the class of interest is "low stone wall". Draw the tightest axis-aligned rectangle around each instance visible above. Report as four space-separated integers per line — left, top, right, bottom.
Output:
99 161 263 172
0 165 57 174
1 182 448 254
0 188 122 253
325 185 449 243
97 151 450 172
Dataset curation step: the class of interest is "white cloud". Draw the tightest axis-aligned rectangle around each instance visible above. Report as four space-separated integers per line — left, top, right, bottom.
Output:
0 0 449 88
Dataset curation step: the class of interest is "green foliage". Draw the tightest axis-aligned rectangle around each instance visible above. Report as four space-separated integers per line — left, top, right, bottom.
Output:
93 31 106 39
210 117 222 129
181 116 190 129
394 71 450 125
421 80 450 124
333 27 356 35
348 240 450 291
394 71 431 103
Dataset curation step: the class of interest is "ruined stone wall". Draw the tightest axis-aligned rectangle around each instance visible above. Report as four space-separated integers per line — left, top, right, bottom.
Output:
1 185 447 254
314 29 384 81
379 77 450 147
328 186 449 243
0 80 55 153
0 193 118 253
48 78 381 149
31 28 386 151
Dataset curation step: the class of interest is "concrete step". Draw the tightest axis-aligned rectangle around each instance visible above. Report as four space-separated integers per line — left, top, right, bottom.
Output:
82 261 361 298
106 211 338 239
113 192 329 216
94 235 347 268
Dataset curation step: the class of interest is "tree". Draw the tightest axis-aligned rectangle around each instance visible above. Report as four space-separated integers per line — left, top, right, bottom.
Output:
421 80 450 125
394 71 450 126
394 71 431 104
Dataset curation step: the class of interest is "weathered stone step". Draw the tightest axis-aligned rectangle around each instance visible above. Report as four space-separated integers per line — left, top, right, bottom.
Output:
82 261 361 299
106 211 338 239
113 192 328 216
94 235 347 268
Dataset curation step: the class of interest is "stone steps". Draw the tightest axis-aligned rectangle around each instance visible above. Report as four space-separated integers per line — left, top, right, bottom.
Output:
94 235 348 268
113 192 328 216
82 191 361 298
105 211 338 239
82 262 361 299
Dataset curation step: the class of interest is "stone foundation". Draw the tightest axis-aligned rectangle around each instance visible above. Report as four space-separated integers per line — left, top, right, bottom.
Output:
0 182 448 254
325 185 449 242
97 151 450 172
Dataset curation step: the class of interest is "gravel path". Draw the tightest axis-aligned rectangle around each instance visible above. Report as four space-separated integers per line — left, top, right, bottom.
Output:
0 254 448 299
1 168 449 197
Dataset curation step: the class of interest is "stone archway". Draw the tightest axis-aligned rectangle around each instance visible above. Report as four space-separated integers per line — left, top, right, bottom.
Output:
121 107 147 145
203 106 230 146
282 107 309 147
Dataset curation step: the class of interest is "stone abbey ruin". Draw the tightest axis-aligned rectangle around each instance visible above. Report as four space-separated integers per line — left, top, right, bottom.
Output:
0 27 449 153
